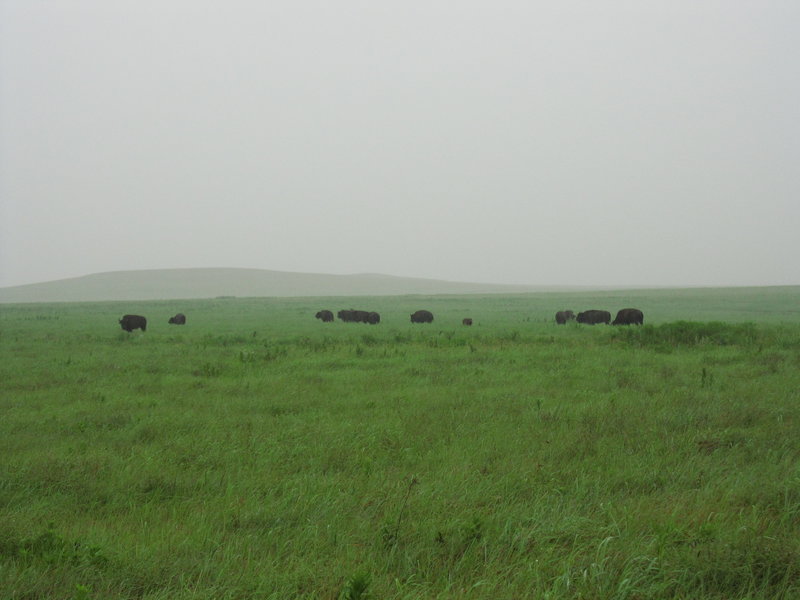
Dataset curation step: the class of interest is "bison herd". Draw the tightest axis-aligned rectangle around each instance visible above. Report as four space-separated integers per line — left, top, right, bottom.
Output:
313 308 440 325
315 309 438 324
119 306 644 332
329 309 381 324
118 313 184 332
556 308 644 326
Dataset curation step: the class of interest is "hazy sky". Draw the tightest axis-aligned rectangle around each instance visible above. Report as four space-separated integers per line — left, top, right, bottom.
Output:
1 1 798 289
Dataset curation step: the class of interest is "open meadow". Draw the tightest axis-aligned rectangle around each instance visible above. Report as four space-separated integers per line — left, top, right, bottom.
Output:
1 287 800 599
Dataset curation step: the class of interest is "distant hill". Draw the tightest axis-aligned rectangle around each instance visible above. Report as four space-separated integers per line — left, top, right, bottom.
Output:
0 268 579 303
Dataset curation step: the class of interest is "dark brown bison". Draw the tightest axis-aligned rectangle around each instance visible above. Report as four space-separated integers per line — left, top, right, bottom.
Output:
462 318 473 326
337 309 355 322
168 313 186 325
119 314 147 332
315 310 334 322
410 310 434 324
337 309 377 323
576 310 611 325
612 308 644 325
555 310 575 325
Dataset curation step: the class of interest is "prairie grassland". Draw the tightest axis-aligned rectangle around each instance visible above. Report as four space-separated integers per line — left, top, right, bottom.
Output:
1 288 799 599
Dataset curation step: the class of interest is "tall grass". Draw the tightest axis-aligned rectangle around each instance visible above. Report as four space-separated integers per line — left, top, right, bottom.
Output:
1 290 799 598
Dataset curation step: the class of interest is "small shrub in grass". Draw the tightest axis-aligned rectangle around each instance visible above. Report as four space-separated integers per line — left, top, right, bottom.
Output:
339 572 372 600
360 334 379 347
615 321 760 347
73 583 91 600
8 523 109 570
193 362 222 377
261 343 287 360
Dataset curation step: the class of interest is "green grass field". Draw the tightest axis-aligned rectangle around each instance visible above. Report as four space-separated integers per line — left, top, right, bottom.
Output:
2 287 799 599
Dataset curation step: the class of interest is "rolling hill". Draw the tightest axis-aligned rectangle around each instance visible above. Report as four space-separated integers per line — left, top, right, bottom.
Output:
0 268 578 303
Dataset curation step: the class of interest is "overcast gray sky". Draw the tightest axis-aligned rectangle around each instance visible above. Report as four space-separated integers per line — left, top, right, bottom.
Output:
1 1 798 289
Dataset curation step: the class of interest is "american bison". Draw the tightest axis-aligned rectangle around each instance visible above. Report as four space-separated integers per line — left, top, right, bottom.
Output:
119 314 147 332
612 308 644 325
338 309 378 323
353 310 370 323
576 310 611 325
168 313 186 325
555 310 575 325
462 318 473 326
315 310 334 322
410 310 434 324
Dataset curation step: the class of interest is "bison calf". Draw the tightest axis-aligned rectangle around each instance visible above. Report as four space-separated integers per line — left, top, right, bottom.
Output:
168 313 186 325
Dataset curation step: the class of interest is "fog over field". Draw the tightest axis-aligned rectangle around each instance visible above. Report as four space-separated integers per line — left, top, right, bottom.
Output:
1 2 798 289
0 268 565 303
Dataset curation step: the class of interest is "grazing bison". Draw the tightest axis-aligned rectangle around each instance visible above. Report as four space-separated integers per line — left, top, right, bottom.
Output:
462 318 473 326
168 313 186 325
119 314 147 332
353 310 370 323
410 310 434 324
576 310 611 325
337 309 374 323
612 308 644 325
315 310 334 322
555 310 575 325
366 311 381 325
